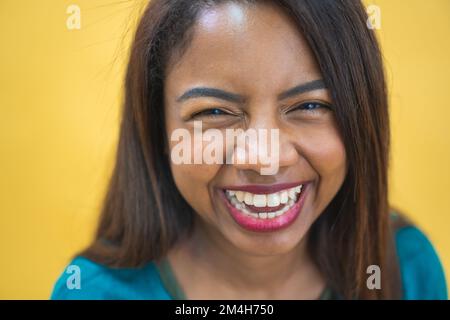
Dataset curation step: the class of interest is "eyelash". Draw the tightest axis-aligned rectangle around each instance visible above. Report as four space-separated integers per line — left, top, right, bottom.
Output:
191 108 233 119
287 102 331 114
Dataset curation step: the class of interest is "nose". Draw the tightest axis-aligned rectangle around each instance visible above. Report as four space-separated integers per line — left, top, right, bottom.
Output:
228 112 300 176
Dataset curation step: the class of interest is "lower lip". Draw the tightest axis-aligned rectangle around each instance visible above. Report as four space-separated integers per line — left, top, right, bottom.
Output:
220 183 309 232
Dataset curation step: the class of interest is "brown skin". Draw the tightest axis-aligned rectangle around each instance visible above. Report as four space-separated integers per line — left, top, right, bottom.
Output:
164 2 347 299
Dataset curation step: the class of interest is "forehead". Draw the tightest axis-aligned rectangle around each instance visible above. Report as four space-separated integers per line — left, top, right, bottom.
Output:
165 2 322 99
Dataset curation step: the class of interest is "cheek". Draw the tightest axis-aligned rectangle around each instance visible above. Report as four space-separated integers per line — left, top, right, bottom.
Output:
171 164 223 219
165 110 227 217
300 123 347 202
308 133 346 176
167 137 222 217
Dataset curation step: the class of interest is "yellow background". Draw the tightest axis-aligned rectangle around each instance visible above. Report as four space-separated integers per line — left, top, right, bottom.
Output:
0 0 449 299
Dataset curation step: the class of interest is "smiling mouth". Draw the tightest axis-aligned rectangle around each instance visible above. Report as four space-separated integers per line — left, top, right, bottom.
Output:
223 184 303 219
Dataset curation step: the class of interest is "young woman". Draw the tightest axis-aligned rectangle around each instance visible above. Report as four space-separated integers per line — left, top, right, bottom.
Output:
52 0 447 299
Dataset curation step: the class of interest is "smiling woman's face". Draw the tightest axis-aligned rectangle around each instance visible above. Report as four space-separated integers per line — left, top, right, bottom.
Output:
164 2 347 256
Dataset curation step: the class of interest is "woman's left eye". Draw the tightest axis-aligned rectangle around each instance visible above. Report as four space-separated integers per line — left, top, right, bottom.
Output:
208 108 227 115
287 102 330 114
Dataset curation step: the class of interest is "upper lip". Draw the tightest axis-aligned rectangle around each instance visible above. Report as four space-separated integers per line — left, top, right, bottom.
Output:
221 181 307 194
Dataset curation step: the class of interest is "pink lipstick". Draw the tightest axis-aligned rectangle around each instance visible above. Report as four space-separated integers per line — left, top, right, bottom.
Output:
219 182 309 232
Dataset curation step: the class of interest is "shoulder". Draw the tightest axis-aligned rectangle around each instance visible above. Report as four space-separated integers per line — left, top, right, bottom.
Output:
50 256 172 300
394 222 447 300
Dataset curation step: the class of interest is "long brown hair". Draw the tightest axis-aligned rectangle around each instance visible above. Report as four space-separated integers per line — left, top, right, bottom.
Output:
81 0 402 299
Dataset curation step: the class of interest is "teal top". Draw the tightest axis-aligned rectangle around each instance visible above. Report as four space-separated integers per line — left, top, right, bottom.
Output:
50 225 448 300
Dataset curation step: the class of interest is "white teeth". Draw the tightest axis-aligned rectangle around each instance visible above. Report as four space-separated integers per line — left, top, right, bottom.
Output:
225 184 303 219
288 188 297 200
236 191 245 202
244 192 253 205
280 191 288 204
267 193 280 207
253 194 267 207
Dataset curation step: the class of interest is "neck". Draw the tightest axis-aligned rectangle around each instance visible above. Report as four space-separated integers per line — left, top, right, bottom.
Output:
169 217 324 298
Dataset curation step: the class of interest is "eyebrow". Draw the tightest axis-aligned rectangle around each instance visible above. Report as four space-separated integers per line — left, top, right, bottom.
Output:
177 87 245 103
176 79 326 103
277 79 326 100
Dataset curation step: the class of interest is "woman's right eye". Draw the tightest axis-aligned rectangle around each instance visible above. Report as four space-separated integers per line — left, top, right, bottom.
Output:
191 108 232 119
